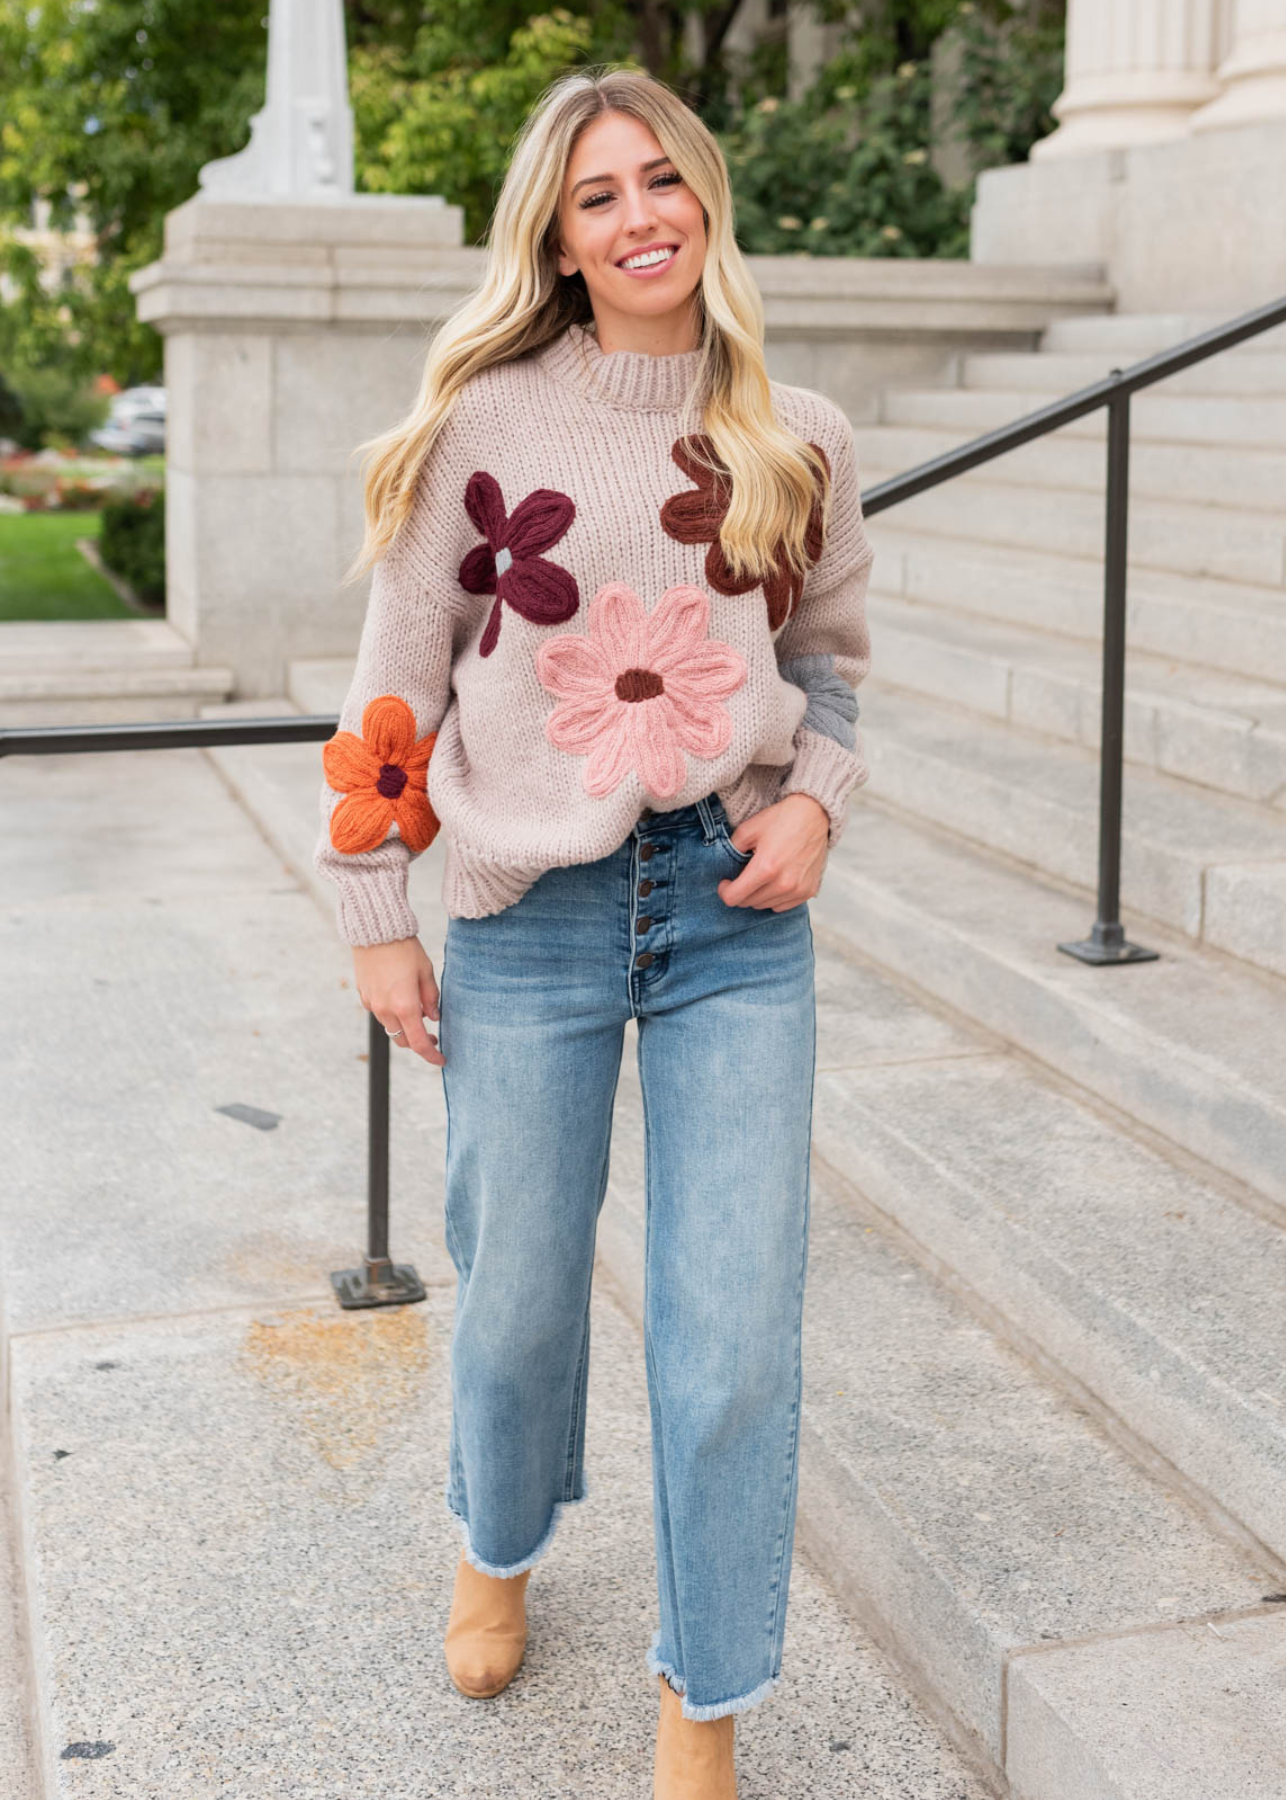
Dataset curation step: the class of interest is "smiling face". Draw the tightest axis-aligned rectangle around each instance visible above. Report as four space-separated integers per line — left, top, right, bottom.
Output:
554 110 708 352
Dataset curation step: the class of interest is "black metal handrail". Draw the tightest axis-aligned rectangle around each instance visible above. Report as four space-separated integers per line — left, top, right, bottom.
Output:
5 290 1285 1301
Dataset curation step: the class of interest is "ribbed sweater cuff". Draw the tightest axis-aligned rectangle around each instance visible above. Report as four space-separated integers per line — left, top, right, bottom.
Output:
332 867 421 948
778 725 866 849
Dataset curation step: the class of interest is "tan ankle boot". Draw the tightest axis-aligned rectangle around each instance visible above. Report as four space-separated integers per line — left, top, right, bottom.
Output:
654 1673 738 1799
444 1552 532 1698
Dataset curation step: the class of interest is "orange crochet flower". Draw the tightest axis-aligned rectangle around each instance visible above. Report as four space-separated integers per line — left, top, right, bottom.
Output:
323 694 440 855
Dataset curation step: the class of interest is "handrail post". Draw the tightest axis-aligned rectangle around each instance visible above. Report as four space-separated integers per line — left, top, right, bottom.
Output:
329 1011 427 1307
1058 380 1158 966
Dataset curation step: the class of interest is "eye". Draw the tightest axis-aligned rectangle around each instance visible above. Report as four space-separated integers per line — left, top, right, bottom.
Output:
579 170 684 210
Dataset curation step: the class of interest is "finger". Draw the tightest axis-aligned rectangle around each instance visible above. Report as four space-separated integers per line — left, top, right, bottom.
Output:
419 961 440 1023
386 1005 444 1068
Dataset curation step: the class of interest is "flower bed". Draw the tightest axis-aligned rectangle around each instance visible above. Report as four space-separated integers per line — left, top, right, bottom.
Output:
0 448 161 512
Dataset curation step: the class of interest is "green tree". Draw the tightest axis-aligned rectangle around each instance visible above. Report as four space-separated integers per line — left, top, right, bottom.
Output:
0 0 273 384
351 7 623 244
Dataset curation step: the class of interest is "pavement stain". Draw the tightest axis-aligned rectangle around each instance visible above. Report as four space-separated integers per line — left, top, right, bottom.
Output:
238 1302 433 1474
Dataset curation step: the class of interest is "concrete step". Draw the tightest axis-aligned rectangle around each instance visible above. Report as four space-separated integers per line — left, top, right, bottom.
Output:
1041 311 1286 356
0 735 1001 1799
860 522 1286 687
804 992 1286 1563
813 803 1286 1213
963 348 1286 398
598 1050 1285 1788
0 618 234 725
861 680 1286 979
854 419 1286 512
858 461 1286 589
287 656 352 715
879 384 1286 449
866 588 1286 809
0 620 199 671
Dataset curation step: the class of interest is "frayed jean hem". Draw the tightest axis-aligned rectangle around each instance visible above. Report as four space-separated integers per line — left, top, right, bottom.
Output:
443 1474 590 1579
647 1628 782 1722
647 1626 686 1693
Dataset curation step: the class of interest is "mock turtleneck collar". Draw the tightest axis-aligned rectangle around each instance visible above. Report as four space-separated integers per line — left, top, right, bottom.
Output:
534 319 710 413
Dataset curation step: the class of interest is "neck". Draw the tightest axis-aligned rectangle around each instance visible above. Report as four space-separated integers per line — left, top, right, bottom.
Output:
587 300 701 358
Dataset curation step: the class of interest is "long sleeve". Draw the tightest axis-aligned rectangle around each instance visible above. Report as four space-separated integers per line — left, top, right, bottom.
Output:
773 412 875 849
313 511 462 948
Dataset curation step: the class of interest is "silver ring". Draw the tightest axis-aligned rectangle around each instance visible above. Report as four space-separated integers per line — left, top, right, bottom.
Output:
386 1026 406 1038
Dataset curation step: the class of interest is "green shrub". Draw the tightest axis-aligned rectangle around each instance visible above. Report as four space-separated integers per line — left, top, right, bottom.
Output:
724 61 972 260
98 486 165 607
4 367 110 452
952 1 1066 172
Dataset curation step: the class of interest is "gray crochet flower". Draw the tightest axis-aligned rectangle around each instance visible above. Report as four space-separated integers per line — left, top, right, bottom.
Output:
778 653 858 750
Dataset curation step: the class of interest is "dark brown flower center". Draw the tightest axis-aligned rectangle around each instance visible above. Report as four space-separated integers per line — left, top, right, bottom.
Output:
376 762 408 799
615 668 665 703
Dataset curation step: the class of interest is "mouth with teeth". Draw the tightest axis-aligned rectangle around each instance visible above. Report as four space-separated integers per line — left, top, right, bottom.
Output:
617 244 680 274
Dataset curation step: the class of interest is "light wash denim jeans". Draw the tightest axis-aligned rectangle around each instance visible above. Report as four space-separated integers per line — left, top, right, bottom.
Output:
437 791 816 1721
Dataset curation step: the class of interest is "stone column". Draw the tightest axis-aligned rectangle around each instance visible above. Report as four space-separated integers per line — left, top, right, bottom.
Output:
1188 0 1286 130
126 0 482 698
1030 0 1224 158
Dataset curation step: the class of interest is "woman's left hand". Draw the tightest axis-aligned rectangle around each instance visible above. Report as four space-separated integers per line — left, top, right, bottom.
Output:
718 793 831 911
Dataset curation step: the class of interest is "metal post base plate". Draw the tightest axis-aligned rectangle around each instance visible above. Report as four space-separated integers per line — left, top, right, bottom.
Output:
1057 933 1159 965
330 1258 427 1309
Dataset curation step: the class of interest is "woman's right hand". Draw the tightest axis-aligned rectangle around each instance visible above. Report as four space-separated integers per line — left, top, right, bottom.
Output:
352 937 445 1067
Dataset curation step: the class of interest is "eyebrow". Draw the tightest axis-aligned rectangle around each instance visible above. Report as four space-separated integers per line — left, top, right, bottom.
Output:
570 155 674 197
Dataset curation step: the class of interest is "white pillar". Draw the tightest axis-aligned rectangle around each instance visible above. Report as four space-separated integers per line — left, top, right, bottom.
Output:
1030 0 1224 159
1188 0 1286 130
197 0 354 200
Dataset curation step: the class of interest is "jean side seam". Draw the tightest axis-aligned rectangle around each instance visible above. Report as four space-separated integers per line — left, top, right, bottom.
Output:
639 1019 686 1694
766 918 817 1669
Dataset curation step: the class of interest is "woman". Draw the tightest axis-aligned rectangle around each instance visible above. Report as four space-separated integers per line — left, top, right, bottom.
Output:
314 64 874 1800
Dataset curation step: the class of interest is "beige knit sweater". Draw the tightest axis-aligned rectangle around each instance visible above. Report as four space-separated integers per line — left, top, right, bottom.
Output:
313 319 875 946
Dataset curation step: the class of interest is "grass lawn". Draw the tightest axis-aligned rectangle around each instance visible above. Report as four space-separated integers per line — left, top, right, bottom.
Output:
0 511 136 621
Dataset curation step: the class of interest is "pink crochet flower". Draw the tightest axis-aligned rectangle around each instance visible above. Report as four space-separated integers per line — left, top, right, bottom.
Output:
535 583 747 800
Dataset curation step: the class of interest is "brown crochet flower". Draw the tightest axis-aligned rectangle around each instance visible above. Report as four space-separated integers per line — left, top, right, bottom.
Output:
458 471 580 656
659 434 830 631
323 694 439 854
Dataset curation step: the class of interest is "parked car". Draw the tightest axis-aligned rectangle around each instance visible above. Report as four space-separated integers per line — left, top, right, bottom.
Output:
89 385 166 455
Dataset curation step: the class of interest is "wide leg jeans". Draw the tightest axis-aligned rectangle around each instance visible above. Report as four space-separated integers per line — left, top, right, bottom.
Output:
437 792 817 1721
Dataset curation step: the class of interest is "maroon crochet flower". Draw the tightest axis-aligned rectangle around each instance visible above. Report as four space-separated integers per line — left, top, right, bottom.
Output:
458 472 579 657
659 434 830 631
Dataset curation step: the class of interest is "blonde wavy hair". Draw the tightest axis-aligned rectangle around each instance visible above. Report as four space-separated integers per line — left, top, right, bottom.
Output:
346 63 833 590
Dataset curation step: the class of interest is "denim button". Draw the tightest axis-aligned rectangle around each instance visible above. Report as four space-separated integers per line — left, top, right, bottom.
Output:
635 951 655 968
639 879 654 896
640 843 656 861
637 915 653 932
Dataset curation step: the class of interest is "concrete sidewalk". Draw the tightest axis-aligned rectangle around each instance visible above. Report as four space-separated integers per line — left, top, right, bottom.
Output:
0 744 992 1798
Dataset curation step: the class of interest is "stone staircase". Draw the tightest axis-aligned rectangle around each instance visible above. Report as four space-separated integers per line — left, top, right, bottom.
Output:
803 307 1286 1789
854 309 1286 988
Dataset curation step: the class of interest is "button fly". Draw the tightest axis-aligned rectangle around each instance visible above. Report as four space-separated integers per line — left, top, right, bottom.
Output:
640 843 656 861
639 879 654 897
637 915 653 932
635 951 655 968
